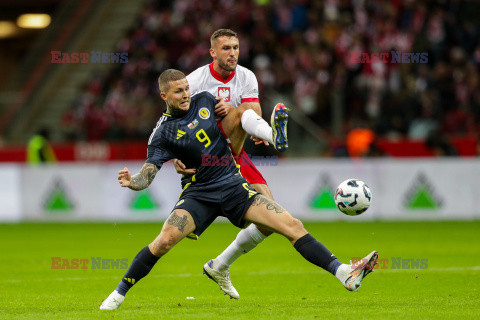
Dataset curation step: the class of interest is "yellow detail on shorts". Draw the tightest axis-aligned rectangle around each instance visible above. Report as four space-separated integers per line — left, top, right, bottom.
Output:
242 183 257 198
179 182 191 200
236 163 243 177
229 151 243 177
187 233 198 240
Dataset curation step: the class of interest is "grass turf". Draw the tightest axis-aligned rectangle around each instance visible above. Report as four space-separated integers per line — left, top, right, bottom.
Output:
0 221 479 319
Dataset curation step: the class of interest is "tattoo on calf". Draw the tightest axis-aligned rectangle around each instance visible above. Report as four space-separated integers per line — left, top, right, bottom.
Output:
167 211 188 232
251 195 286 214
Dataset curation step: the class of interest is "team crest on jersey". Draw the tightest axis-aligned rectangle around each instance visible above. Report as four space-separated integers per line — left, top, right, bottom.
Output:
187 119 199 129
199 107 210 119
218 87 231 102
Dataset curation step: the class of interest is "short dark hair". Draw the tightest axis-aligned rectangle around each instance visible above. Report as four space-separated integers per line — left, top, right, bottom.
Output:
210 29 238 47
158 69 186 92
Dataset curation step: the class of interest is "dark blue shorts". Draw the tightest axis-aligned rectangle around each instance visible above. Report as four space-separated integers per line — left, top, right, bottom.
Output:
172 174 259 238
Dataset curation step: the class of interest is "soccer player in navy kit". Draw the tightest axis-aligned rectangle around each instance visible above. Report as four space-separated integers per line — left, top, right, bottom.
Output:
100 69 378 310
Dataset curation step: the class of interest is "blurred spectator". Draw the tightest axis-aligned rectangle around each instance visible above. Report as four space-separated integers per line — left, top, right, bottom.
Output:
346 127 375 158
425 130 458 156
27 129 57 164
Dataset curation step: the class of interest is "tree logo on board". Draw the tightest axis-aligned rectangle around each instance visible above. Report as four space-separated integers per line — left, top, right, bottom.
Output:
403 173 443 210
43 178 75 212
129 189 160 212
309 174 337 210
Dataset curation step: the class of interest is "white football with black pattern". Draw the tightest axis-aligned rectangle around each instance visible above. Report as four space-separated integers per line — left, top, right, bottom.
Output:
334 179 372 216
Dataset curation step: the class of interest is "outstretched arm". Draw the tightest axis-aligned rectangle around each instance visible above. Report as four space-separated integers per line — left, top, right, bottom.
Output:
118 163 159 191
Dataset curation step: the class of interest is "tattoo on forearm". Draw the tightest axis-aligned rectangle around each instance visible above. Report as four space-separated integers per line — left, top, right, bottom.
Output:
167 210 188 232
251 195 286 214
129 163 159 191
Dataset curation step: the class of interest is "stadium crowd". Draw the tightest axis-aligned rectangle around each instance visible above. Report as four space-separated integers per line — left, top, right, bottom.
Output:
62 0 480 149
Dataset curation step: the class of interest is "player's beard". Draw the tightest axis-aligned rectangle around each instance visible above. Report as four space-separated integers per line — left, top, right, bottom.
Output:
166 101 189 117
218 58 236 72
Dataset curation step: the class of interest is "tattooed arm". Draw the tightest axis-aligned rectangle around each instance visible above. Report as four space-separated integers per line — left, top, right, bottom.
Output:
117 163 160 191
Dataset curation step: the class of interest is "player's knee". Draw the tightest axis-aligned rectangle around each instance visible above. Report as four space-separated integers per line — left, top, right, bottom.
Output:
256 226 273 237
151 235 176 255
280 218 307 243
289 218 306 234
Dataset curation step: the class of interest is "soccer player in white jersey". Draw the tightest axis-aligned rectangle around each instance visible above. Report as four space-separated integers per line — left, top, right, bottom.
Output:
174 29 288 299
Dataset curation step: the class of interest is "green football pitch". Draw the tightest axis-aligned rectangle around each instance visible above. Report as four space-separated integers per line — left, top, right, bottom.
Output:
0 221 479 319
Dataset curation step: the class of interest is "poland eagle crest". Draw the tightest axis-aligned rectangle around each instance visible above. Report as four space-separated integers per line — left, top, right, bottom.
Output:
218 87 231 102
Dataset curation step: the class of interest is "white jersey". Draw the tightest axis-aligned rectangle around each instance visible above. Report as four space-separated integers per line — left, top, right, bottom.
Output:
187 63 259 107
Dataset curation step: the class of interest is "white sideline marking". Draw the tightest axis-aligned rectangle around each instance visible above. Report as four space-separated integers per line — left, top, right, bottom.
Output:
4 266 480 283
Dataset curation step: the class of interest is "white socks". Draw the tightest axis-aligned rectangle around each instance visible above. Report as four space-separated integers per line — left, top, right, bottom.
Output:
213 224 268 271
334 263 350 283
240 109 274 145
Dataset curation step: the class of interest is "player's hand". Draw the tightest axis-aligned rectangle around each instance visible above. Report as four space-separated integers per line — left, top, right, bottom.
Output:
214 97 235 117
251 136 269 146
118 167 132 187
173 159 197 176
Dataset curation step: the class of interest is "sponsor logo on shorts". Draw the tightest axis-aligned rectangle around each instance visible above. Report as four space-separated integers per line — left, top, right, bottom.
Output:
242 183 258 198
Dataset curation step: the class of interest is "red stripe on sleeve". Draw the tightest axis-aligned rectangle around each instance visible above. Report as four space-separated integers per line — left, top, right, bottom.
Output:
241 98 259 103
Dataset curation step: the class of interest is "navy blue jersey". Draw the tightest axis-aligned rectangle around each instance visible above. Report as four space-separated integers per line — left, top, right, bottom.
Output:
146 91 239 188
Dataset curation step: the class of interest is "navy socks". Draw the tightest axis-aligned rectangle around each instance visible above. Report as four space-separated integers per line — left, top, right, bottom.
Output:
116 246 160 296
294 233 342 275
